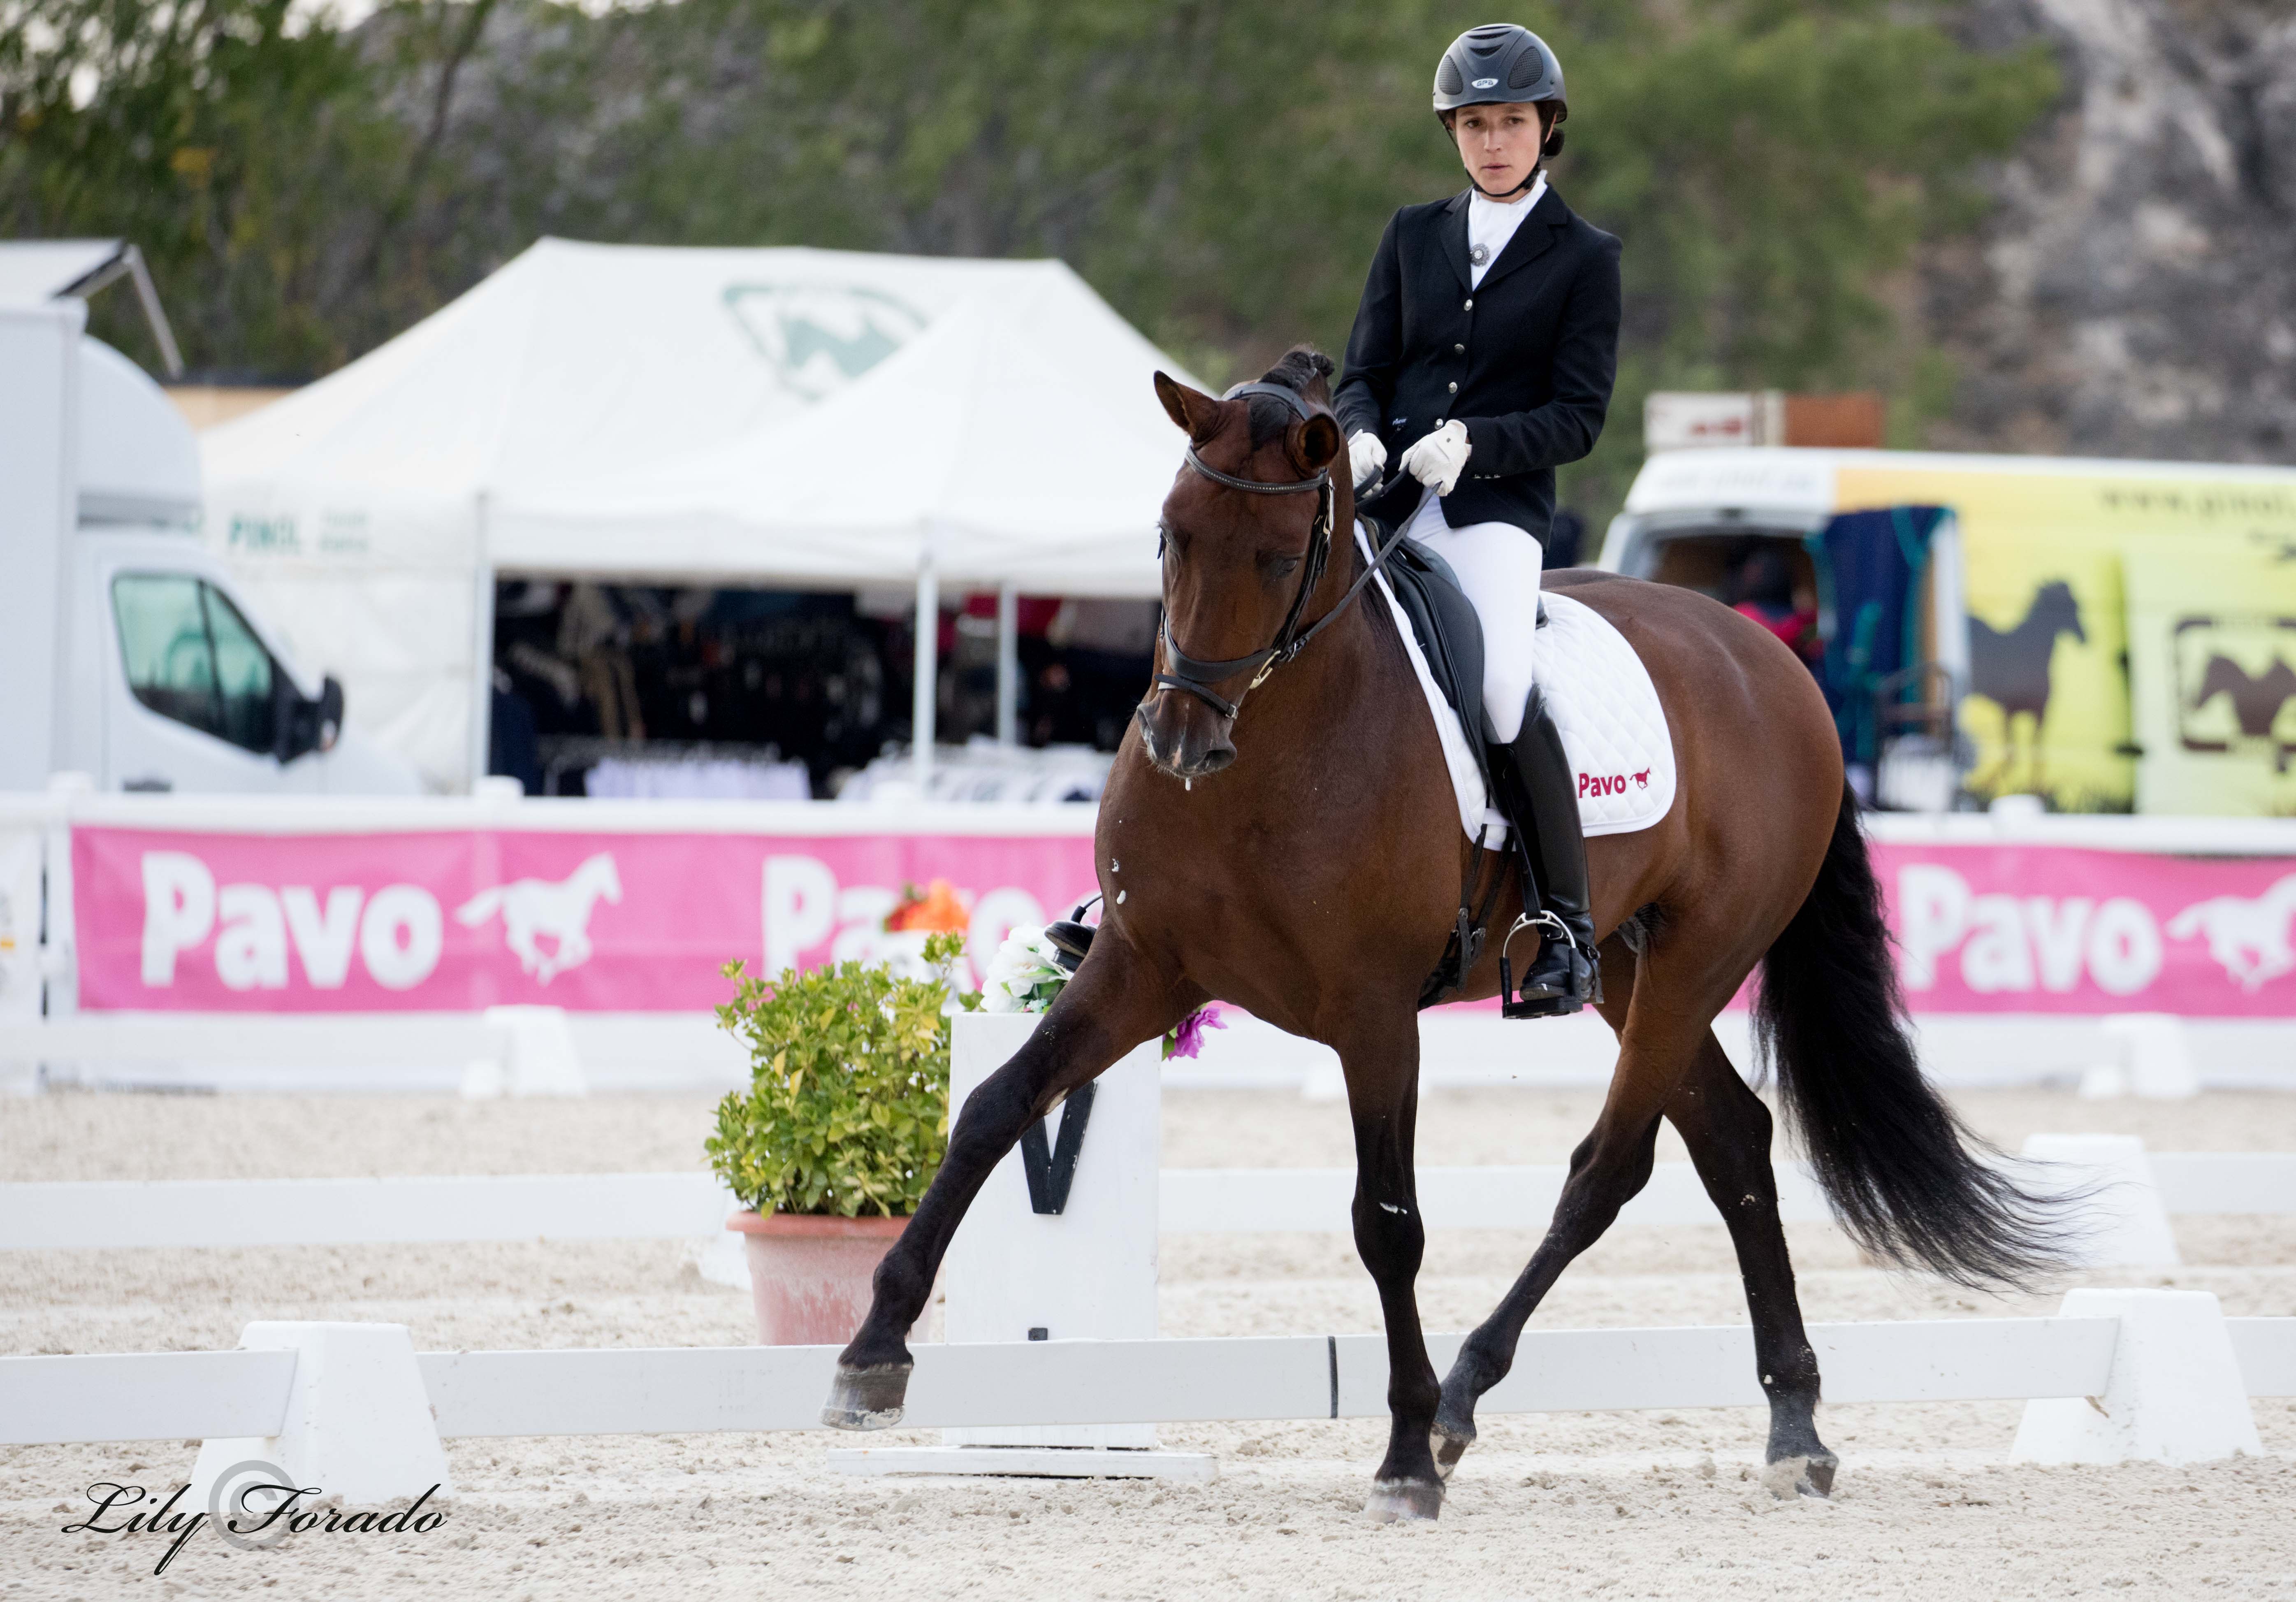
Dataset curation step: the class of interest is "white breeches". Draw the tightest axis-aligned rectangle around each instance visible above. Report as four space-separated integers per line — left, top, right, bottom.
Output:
1401 490 1543 743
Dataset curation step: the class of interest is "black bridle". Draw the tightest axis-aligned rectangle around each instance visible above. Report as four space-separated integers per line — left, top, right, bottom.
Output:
1154 381 1410 720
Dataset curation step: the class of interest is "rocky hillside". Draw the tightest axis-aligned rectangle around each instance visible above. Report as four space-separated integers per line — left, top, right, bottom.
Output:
1930 0 2296 462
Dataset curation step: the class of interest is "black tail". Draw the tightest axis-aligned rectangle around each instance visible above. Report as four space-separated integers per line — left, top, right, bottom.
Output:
1753 786 2074 1289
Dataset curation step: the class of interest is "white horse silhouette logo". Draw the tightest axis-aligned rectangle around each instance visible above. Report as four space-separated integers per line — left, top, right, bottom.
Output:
454 854 623 984
2166 873 2296 992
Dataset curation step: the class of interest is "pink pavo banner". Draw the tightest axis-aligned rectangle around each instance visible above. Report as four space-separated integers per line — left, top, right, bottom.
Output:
68 826 2296 1016
1864 840 2296 1017
71 827 1097 1012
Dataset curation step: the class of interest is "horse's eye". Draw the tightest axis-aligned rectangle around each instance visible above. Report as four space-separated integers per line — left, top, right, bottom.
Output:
1271 557 1301 579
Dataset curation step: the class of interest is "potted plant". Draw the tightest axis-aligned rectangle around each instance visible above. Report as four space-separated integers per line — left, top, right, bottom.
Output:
707 931 971 1345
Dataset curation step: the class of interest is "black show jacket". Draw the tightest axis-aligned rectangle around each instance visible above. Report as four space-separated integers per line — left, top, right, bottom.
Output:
1335 183 1621 541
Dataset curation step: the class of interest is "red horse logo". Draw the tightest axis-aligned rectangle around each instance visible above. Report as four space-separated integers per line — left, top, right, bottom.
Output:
1633 768 1651 789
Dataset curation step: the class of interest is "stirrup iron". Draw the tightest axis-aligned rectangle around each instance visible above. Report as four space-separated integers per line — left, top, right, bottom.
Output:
1496 910 1600 1020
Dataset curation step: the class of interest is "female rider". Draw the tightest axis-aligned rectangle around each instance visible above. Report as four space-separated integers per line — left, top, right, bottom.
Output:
1334 23 1621 1017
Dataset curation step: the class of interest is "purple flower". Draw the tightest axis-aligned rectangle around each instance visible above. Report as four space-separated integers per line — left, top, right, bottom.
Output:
1164 1004 1227 1061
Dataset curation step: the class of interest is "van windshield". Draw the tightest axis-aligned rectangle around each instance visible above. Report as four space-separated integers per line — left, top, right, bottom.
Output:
112 573 277 756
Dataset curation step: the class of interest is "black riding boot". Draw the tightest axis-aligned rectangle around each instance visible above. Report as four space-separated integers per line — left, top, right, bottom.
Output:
1496 685 1600 1018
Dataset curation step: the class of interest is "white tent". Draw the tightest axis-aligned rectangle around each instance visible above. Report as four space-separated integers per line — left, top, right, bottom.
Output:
202 239 1192 791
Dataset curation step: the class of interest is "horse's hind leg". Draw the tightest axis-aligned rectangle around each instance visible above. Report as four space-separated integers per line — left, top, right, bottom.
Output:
1432 933 1732 1477
1336 1008 1446 1523
1664 1032 1836 1496
823 936 1187 1429
1430 954 1670 1474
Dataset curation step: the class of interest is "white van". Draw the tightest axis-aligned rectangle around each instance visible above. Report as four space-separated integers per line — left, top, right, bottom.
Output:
0 295 416 794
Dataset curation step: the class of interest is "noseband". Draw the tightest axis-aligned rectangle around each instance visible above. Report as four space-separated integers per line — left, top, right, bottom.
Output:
1155 381 1407 720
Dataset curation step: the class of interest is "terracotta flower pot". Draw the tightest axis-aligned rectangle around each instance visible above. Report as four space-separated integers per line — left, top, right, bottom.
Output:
727 1210 926 1346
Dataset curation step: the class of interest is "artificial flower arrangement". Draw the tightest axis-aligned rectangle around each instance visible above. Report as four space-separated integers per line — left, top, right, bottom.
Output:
979 920 1225 1059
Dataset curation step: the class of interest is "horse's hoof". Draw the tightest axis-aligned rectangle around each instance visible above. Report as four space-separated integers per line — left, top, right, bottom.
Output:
1430 1421 1475 1483
821 1363 912 1430
1364 1477 1444 1523
1760 1452 1835 1500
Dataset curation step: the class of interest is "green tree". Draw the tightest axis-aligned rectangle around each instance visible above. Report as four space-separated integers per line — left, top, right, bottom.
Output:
6 0 2056 524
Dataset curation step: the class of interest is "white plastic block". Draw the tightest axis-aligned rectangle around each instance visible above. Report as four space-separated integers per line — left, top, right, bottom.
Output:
2021 1133 2181 1268
2012 1290 2263 1465
483 1005 587 1097
690 1230 751 1290
189 1323 454 1513
2102 1012 2199 1100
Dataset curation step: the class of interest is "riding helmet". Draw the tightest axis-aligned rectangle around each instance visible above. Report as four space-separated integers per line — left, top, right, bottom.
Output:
1433 23 1567 157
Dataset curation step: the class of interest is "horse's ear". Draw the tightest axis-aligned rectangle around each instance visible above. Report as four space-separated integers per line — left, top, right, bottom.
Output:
1154 371 1224 444
1288 413 1342 476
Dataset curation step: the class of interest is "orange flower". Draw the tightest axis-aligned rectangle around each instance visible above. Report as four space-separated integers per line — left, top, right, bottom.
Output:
886 878 970 933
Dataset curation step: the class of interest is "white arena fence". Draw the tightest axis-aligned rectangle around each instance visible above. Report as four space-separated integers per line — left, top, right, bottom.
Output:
4 1302 2292 1493
7 1317 2284 1442
6 1145 2291 1255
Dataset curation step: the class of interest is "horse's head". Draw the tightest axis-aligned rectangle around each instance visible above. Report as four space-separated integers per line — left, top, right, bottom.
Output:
2034 580 2085 644
1136 348 1345 782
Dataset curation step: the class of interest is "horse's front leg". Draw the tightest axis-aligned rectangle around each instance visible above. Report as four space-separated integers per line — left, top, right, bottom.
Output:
822 931 1190 1429
1338 1008 1446 1523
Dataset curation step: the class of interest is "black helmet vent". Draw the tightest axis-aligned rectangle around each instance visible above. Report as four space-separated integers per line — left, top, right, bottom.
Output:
1436 56 1464 95
1508 45 1546 88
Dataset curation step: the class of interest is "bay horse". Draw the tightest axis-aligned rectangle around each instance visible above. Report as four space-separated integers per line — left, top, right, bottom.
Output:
825 349 2062 1521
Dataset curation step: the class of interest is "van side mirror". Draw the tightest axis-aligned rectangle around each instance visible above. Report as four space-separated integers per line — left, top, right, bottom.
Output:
315 676 345 753
277 674 346 762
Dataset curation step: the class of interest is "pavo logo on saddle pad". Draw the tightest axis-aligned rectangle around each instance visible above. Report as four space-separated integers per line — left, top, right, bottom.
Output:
1579 769 1651 798
724 284 929 402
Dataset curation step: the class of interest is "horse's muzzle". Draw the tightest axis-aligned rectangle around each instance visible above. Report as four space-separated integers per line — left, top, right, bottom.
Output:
1134 695 1236 781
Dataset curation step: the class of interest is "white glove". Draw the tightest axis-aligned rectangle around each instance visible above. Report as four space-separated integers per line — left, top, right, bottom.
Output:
1399 420 1471 497
1347 430 1387 490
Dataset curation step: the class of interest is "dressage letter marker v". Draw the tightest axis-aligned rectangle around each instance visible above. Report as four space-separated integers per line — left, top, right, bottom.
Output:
1018 1083 1095 1215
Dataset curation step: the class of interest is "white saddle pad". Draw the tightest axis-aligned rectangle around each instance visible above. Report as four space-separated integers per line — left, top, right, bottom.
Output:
1362 526 1676 843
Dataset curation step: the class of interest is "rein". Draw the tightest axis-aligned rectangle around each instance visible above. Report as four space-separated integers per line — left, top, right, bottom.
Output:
1155 382 1411 720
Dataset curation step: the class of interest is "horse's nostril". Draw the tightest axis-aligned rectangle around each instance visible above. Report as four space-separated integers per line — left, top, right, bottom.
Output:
1199 746 1236 773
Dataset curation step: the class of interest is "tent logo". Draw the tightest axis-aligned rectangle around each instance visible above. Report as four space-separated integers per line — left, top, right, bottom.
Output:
724 283 928 402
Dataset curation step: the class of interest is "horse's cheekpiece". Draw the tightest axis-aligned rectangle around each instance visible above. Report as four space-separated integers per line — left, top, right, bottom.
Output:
1155 381 1415 722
